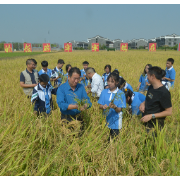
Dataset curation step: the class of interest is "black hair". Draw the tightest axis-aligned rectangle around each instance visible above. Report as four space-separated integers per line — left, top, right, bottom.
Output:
143 64 152 76
68 67 81 77
148 66 166 80
66 64 72 72
112 69 119 76
107 72 120 87
41 60 48 67
26 59 33 65
39 74 49 82
83 61 89 65
124 89 134 105
104 64 111 72
58 59 65 64
117 77 126 89
31 58 37 65
167 58 174 64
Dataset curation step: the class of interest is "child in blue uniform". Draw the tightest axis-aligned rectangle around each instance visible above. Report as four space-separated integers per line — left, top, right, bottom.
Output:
64 64 72 80
102 64 111 89
80 61 89 87
137 64 152 93
118 77 133 92
38 61 52 84
162 58 176 90
31 74 57 116
124 89 145 115
98 73 126 138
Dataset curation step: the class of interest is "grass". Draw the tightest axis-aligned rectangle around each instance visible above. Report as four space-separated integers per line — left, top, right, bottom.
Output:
0 50 180 175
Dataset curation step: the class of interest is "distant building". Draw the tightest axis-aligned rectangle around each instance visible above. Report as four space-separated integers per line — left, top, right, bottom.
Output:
67 40 89 49
113 39 123 50
128 39 148 49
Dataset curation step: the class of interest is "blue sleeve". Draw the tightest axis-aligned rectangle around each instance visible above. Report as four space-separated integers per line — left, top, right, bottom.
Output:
170 69 176 80
38 70 42 76
56 86 69 111
20 72 25 82
98 90 105 105
138 93 146 103
81 86 92 108
139 75 142 83
115 92 126 108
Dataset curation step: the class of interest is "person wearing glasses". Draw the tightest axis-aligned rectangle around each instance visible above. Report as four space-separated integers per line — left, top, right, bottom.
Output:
20 59 38 98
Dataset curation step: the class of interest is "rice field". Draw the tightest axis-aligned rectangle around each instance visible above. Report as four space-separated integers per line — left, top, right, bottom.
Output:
0 50 180 175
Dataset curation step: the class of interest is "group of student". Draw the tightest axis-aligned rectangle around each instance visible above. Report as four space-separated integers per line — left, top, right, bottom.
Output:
20 57 175 138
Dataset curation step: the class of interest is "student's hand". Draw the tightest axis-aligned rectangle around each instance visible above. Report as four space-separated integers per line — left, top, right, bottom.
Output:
140 114 152 123
162 77 166 80
139 102 145 113
109 102 116 109
103 104 108 109
79 104 88 111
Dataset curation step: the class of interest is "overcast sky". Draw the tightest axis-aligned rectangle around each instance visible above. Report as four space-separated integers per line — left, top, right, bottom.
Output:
1 4 180 45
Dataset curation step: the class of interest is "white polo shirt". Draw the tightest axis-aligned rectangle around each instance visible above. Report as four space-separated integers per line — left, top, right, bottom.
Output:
91 73 104 97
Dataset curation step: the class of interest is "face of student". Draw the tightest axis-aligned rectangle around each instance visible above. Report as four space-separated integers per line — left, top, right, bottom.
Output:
107 77 117 91
145 65 149 73
40 81 48 88
68 66 72 72
42 66 48 72
83 64 88 70
57 63 64 69
68 73 80 88
166 61 172 69
105 67 110 74
27 61 36 71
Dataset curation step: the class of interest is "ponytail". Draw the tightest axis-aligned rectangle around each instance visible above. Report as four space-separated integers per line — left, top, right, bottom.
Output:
124 89 134 105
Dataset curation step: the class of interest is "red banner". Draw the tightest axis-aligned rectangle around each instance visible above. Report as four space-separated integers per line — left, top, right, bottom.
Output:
4 43 13 53
120 43 128 52
64 43 72 52
24 43 32 52
43 43 51 52
149 43 156 52
92 43 99 52
178 43 180 51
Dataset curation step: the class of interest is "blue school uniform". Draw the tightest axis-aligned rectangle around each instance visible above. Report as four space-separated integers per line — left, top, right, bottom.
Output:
56 81 92 116
65 73 68 79
98 88 126 129
164 66 176 87
121 82 133 92
38 68 52 84
80 69 89 86
51 67 64 86
139 74 149 91
102 73 110 88
31 83 57 114
131 92 146 115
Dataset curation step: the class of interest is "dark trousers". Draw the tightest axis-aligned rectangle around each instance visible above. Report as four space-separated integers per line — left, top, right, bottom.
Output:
110 129 120 139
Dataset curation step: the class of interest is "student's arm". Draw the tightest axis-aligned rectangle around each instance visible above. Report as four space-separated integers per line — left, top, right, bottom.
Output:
162 77 174 82
109 102 122 113
98 90 108 109
137 82 141 91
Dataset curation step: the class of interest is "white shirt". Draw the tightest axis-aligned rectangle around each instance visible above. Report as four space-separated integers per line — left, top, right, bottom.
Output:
91 73 104 97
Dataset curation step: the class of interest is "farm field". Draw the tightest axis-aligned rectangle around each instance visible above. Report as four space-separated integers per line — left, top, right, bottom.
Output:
0 50 180 175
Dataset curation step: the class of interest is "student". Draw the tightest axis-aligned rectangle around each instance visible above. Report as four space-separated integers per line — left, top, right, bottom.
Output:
98 73 126 138
20 59 38 97
124 89 146 115
56 67 92 122
86 67 104 99
51 59 65 87
162 58 176 90
31 74 57 116
64 64 72 80
139 66 172 133
38 61 52 79
80 61 89 87
137 64 152 93
102 64 111 89
118 77 134 92
112 69 122 78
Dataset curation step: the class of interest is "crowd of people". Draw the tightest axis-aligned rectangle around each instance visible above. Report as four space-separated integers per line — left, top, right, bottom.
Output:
20 57 176 138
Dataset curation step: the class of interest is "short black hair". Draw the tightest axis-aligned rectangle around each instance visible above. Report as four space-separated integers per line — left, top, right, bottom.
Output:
41 61 48 67
104 64 111 71
167 58 174 64
39 74 49 82
31 58 37 65
58 59 65 64
83 61 89 65
66 64 72 72
26 59 33 65
148 66 166 80
112 69 119 76
68 67 81 77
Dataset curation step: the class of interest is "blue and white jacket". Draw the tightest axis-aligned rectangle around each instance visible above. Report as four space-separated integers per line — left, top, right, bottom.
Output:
51 67 64 86
31 83 57 114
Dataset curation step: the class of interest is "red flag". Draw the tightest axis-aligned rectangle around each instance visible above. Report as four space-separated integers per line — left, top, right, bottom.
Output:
149 43 156 52
43 43 51 52
178 43 180 51
120 43 128 52
4 43 13 53
64 43 72 52
92 43 99 52
24 43 32 52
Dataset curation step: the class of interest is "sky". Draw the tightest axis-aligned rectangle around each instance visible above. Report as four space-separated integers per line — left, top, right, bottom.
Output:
1 3 180 46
